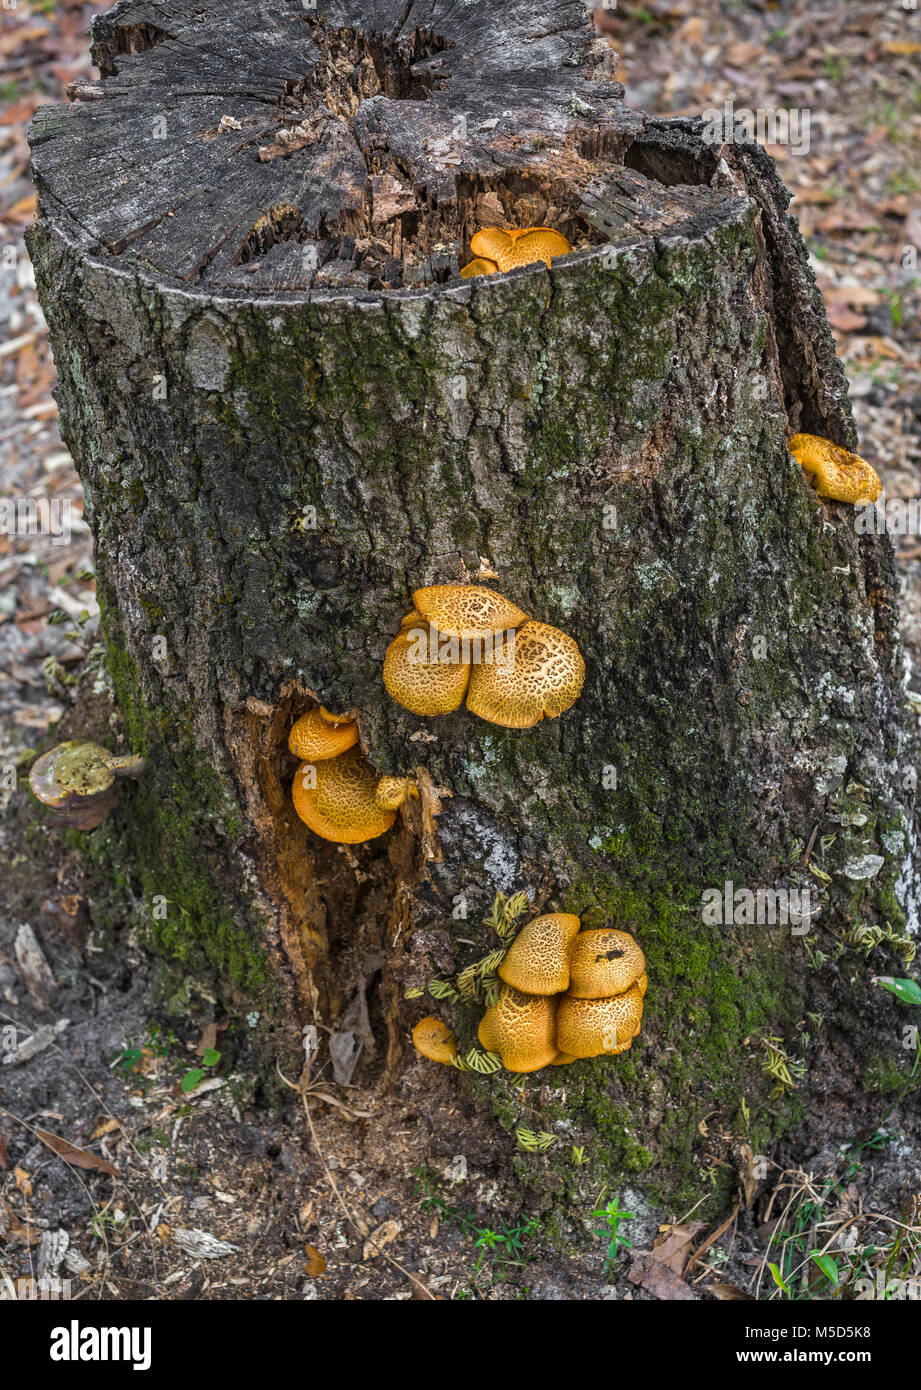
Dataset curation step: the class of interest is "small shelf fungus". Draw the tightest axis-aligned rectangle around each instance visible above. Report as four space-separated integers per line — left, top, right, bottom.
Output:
788 433 882 505
383 584 585 728
288 707 416 845
414 912 647 1075
29 740 145 830
461 227 571 279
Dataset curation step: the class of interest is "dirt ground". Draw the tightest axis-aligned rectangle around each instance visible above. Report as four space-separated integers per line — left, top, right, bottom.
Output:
1 1 921 1301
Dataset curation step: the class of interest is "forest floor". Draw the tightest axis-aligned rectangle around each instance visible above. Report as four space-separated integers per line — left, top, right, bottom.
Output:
1 1 920 1301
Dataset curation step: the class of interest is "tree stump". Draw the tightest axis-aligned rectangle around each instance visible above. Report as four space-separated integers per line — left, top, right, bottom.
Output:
28 0 919 1205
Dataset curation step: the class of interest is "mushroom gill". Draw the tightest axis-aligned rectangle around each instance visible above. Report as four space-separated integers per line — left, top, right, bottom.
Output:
477 985 559 1073
498 912 582 996
788 432 882 505
466 620 585 728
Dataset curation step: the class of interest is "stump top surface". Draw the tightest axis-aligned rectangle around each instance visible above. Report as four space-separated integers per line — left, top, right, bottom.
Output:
29 0 738 300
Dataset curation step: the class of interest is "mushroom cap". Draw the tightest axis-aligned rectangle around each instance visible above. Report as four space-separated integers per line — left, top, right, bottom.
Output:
637 971 649 998
556 987 644 1059
382 626 471 715
30 740 118 803
291 747 396 843
288 707 359 761
477 986 559 1073
412 1016 458 1066
567 929 646 1000
469 227 571 272
412 584 528 640
375 775 416 811
498 912 582 995
28 739 122 830
466 620 585 728
788 432 882 504
460 256 499 279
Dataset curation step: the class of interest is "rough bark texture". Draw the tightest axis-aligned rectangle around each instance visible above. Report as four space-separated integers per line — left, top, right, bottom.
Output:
27 0 920 1209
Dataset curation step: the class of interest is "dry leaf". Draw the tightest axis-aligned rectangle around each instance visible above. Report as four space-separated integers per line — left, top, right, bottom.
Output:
628 1251 696 1300
305 1244 326 1277
13 1166 32 1196
34 1128 120 1177
650 1221 707 1274
708 1281 754 1300
363 1219 401 1260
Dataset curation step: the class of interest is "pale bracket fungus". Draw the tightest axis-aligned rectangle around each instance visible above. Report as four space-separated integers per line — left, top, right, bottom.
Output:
29 740 145 830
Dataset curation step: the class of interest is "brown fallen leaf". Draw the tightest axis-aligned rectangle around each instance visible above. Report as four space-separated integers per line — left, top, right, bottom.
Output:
363 1219 401 1261
90 1117 122 1141
13 1165 32 1196
34 1128 121 1177
826 303 868 333
305 1244 326 1277
409 1272 439 1300
650 1221 707 1273
707 1282 754 1300
628 1250 696 1300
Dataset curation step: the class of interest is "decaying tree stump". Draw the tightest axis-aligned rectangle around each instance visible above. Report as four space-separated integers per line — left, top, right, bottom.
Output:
27 0 919 1206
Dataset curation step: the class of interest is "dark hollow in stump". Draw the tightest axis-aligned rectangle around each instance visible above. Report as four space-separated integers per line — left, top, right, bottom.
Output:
28 0 919 1205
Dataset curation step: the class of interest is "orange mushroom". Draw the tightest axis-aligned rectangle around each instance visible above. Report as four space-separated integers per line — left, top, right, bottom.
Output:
477 985 559 1073
288 707 358 761
556 986 644 1059
788 433 882 505
462 227 572 278
567 929 646 1000
292 746 396 844
466 620 585 728
498 912 581 996
412 1017 458 1066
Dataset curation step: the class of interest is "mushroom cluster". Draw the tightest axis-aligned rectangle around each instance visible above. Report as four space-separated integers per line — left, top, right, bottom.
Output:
461 227 571 279
384 585 585 729
413 913 647 1074
788 432 882 505
289 707 416 844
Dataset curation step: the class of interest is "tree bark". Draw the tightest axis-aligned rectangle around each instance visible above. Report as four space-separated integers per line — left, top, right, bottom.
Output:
27 0 920 1206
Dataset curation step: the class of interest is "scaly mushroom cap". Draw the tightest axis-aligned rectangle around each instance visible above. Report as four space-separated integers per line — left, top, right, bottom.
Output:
556 987 644 1059
412 1016 458 1066
637 971 649 998
788 433 882 504
412 585 529 640
287 707 358 761
291 747 396 843
460 256 499 280
567 929 646 1000
375 775 417 811
477 986 559 1073
466 620 585 728
468 227 571 273
498 912 581 995
382 626 471 715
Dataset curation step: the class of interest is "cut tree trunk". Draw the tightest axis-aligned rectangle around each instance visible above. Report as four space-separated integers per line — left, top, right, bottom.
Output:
27 0 920 1206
